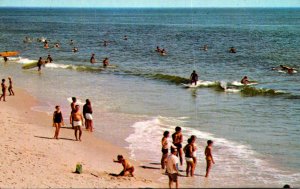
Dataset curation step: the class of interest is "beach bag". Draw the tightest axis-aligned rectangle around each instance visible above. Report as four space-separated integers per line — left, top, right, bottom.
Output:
75 163 82 174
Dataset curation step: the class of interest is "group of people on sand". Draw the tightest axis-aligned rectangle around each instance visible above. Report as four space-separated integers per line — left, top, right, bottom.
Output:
0 77 15 102
155 46 167 56
52 97 94 140
161 127 215 188
90 53 110 67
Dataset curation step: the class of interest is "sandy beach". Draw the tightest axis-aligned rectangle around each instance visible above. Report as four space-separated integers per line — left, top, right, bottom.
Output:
0 88 163 188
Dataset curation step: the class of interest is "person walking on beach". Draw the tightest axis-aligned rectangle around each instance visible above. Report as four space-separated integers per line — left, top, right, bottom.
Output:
70 97 77 129
8 77 14 96
0 79 7 102
70 105 84 141
83 99 93 132
190 70 198 85
53 105 64 139
205 140 215 177
172 126 183 166
183 138 195 177
90 53 96 64
113 155 135 177
166 147 179 189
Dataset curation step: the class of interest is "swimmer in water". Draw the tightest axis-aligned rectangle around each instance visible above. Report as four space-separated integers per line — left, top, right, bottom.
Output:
72 47 78 52
103 57 109 67
241 76 250 85
229 47 236 53
90 54 96 64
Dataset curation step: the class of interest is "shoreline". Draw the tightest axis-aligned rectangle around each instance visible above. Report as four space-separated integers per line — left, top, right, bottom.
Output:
0 87 163 188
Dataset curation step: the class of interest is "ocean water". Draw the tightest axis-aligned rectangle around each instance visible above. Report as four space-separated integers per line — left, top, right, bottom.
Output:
0 8 299 187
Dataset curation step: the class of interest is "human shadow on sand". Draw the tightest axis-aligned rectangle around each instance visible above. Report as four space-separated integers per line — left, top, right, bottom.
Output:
34 136 76 141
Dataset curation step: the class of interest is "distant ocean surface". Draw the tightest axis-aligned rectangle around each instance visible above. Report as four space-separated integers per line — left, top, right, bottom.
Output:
0 8 299 187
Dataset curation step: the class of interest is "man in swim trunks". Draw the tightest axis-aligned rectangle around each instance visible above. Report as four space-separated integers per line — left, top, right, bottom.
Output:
190 70 198 85
70 105 84 141
205 140 215 177
183 138 195 177
47 54 53 63
113 155 134 177
172 126 183 166
166 147 179 189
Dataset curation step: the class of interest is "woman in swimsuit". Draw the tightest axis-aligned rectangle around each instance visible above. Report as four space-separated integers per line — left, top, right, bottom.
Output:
183 138 195 177
8 77 14 96
53 105 64 139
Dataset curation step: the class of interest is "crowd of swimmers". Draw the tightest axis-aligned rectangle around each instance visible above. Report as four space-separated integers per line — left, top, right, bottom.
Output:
0 76 15 102
161 127 215 188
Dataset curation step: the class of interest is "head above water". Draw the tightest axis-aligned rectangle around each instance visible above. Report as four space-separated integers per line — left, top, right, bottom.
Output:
175 126 181 132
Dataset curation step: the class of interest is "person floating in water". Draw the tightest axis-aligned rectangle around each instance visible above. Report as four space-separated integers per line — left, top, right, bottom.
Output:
124 35 128 40
0 79 7 102
190 70 199 85
113 155 134 177
241 76 250 85
160 49 167 56
155 46 161 52
72 47 78 52
202 44 208 51
103 57 109 67
229 47 236 53
37 57 44 72
103 40 108 47
47 54 53 63
70 39 74 45
90 53 96 64
205 140 215 178
8 77 14 96
54 43 60 48
273 65 296 74
44 40 49 49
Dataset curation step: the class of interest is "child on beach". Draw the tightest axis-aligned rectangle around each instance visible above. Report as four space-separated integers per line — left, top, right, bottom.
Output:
53 105 64 139
0 79 7 102
8 77 14 96
113 155 134 177
204 140 215 177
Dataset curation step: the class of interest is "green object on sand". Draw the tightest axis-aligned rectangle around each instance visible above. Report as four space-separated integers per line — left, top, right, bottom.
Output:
75 163 82 174
22 61 39 70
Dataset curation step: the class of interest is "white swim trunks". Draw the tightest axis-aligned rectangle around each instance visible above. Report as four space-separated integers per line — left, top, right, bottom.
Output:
85 113 93 120
185 157 194 163
73 120 82 127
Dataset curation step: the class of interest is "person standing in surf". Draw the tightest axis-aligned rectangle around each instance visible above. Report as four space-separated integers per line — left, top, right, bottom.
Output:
83 99 93 132
172 126 183 166
190 70 198 85
8 77 14 96
161 131 170 170
183 138 195 177
0 79 7 102
205 140 215 177
47 54 53 63
90 53 96 64
102 57 109 67
37 57 43 72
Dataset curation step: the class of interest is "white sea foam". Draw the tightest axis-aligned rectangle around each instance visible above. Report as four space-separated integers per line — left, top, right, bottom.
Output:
126 116 300 186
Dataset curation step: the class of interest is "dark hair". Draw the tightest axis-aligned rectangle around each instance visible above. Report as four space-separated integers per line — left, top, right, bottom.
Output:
283 184 291 188
187 138 192 144
207 140 213 145
190 135 196 140
175 126 181 132
2 79 5 82
117 155 123 160
72 97 76 102
171 147 177 153
55 105 59 109
163 131 169 137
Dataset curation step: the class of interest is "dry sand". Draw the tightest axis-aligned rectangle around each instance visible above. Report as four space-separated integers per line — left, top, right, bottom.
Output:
0 88 164 188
